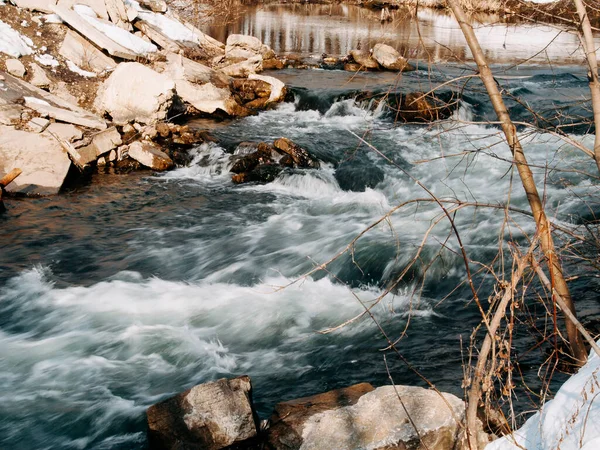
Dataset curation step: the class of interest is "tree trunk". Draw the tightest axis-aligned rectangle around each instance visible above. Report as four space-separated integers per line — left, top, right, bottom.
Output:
572 0 600 173
445 0 588 447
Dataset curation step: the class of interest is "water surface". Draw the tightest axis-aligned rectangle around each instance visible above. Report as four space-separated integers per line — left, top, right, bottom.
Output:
1 6 600 450
202 3 600 64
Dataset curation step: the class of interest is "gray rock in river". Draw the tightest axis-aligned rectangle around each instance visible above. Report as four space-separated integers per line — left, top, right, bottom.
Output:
267 383 491 450
372 44 415 72
147 375 259 450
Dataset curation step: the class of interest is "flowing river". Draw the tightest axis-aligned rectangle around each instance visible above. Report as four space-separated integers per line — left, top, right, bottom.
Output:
1 4 600 450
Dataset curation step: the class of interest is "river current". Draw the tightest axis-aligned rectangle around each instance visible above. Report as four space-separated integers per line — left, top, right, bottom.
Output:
2 6 600 450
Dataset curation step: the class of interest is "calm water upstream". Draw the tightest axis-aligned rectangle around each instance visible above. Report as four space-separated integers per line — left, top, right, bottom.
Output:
1 5 600 450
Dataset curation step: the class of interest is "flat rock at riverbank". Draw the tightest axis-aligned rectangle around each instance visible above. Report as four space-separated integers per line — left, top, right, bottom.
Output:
146 377 493 450
0 126 71 195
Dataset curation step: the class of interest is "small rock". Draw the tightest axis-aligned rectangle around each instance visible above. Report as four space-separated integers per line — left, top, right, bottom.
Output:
75 127 122 160
155 122 171 138
344 62 364 72
147 376 258 450
108 149 117 162
231 78 271 102
128 141 174 171
262 58 285 70
67 142 97 169
225 34 273 60
141 125 158 140
398 92 453 122
6 59 26 78
322 56 339 66
349 49 380 70
117 145 129 161
0 104 25 126
122 124 135 134
230 145 272 174
49 82 81 106
244 97 269 109
219 55 263 78
273 138 320 169
97 156 106 166
29 62 51 89
44 123 83 142
25 117 50 133
248 74 286 103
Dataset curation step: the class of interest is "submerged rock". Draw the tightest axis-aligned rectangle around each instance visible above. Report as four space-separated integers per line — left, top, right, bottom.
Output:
267 383 484 450
230 138 319 185
397 92 454 122
147 376 259 450
273 138 320 169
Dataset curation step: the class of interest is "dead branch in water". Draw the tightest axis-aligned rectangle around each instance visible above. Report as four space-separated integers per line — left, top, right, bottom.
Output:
0 168 22 189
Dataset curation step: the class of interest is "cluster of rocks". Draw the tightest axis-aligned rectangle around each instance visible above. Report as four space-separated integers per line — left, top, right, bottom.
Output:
230 138 320 185
0 0 288 197
321 43 415 73
147 376 494 450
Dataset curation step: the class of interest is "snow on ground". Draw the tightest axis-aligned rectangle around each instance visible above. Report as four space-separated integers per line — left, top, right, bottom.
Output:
73 5 157 55
487 343 600 450
42 14 63 24
0 19 34 57
35 53 59 67
137 10 199 43
66 60 96 77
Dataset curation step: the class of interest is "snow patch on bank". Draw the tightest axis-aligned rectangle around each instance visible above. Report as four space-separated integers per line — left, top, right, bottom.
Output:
0 19 34 57
137 11 198 43
73 4 157 55
487 343 600 450
67 60 96 77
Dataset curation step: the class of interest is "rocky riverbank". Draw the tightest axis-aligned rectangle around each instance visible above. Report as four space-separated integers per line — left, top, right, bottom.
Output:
146 376 494 450
0 0 449 202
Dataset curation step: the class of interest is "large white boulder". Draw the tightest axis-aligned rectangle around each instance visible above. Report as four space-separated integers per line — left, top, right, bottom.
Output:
163 53 243 116
372 43 414 71
94 62 175 125
226 34 274 60
0 126 71 195
268 383 490 450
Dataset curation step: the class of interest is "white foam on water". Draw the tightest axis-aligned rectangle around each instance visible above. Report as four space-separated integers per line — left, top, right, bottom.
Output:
0 265 435 445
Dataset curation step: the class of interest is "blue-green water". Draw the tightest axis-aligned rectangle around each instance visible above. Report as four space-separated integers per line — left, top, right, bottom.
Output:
1 61 599 449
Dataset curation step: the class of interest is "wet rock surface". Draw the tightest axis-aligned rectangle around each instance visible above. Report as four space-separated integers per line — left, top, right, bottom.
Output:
266 384 486 450
147 376 259 450
229 138 320 185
